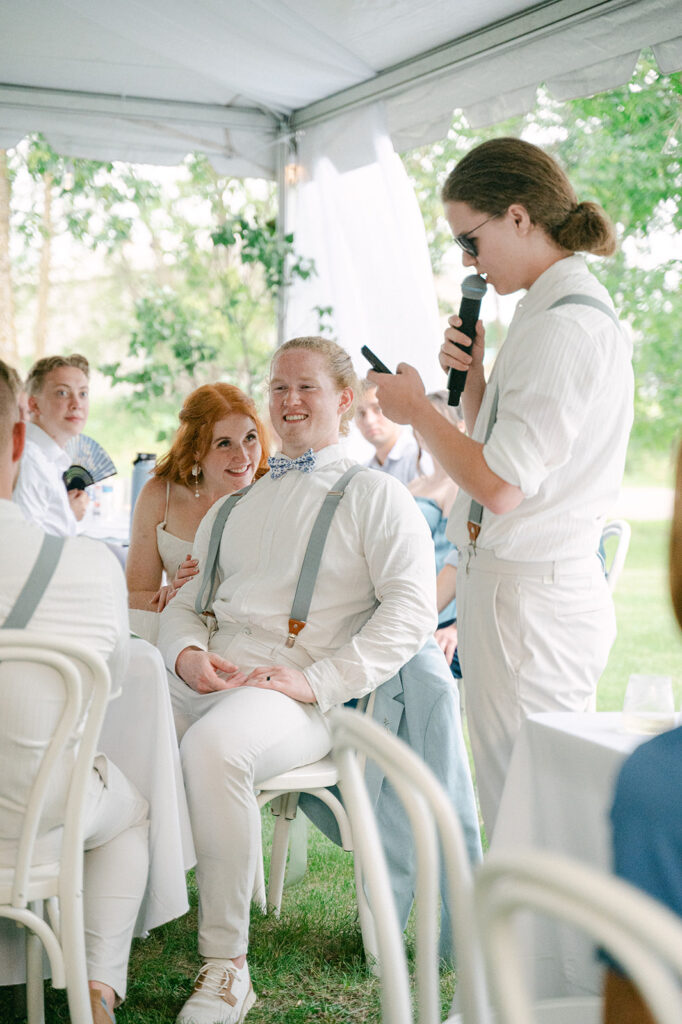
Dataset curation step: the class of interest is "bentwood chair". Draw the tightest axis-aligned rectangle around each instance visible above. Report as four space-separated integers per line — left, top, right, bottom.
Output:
475 848 682 1024
330 707 492 1024
0 632 111 1024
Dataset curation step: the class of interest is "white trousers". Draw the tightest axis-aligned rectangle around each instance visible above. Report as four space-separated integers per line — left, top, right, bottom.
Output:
457 547 616 839
168 623 331 958
82 756 149 1000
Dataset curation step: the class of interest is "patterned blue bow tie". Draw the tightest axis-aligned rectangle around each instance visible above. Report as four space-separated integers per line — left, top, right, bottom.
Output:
268 448 317 480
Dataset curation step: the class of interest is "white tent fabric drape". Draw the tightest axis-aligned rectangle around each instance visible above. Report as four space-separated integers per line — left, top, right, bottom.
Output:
285 104 443 390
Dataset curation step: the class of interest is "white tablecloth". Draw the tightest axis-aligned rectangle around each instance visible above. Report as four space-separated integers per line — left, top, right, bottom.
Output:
490 711 649 999
0 637 195 983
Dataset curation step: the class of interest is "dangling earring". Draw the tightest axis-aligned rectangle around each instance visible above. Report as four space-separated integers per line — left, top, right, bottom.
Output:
192 462 200 498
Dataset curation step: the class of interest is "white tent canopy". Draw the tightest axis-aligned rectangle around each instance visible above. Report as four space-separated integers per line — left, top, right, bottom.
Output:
2 0 680 176
2 0 681 383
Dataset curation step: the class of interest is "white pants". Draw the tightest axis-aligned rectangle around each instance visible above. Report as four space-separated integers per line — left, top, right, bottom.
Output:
168 623 331 958
457 547 616 838
82 756 149 999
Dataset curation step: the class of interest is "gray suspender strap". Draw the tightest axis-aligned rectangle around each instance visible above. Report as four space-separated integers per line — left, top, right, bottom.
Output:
2 534 65 629
194 466 367 646
286 464 366 647
548 293 619 325
194 485 254 616
466 293 619 545
467 387 499 545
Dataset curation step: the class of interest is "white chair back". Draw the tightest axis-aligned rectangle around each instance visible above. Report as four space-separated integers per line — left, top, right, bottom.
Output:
475 848 682 1024
600 519 631 592
330 706 491 1024
0 631 111 1024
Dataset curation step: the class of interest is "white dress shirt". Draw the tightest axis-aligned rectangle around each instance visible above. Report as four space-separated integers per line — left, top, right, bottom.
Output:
448 255 633 561
0 499 129 682
13 422 77 536
367 428 433 485
159 443 437 714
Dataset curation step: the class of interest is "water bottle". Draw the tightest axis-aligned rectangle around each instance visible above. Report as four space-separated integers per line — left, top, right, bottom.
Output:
130 453 156 535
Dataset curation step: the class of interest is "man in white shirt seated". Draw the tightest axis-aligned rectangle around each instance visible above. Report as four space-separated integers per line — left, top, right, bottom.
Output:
158 337 446 1024
13 354 91 534
0 360 149 1024
354 379 431 484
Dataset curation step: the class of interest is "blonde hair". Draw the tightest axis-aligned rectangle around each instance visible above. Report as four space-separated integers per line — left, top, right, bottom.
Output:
442 137 616 257
26 354 90 397
272 337 358 435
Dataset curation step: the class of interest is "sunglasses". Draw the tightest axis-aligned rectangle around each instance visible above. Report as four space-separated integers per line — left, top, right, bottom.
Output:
453 214 498 258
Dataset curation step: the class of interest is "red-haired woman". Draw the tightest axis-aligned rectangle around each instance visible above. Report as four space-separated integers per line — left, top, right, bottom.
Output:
127 383 269 643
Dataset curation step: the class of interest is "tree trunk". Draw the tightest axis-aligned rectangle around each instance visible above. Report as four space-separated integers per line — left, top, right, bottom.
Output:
34 170 53 360
0 150 17 363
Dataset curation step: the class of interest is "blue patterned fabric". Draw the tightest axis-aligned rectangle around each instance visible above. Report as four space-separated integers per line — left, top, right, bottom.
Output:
267 448 316 480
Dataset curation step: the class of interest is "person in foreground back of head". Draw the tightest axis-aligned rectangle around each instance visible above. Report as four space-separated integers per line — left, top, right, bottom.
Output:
0 359 149 1024
157 336 468 1024
13 353 91 533
603 439 682 1024
370 136 633 838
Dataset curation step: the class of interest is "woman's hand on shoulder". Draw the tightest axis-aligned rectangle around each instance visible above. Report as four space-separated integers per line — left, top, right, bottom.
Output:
171 553 199 589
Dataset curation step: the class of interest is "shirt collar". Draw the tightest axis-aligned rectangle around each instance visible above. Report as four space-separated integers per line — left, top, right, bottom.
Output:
1 498 28 522
273 442 346 473
517 253 586 319
26 422 71 471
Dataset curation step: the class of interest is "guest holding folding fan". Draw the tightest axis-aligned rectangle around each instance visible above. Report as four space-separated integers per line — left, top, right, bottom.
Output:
126 383 270 644
13 354 91 534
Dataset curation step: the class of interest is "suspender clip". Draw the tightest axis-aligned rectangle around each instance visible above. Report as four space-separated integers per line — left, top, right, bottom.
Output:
286 618 306 648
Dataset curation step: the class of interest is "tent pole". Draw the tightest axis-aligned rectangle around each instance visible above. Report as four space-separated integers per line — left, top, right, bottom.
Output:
275 127 292 349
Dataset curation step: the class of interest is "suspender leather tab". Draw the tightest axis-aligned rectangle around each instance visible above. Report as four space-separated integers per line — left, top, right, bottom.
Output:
286 619 306 648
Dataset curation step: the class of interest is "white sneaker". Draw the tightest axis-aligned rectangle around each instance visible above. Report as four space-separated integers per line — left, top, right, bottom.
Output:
176 960 256 1024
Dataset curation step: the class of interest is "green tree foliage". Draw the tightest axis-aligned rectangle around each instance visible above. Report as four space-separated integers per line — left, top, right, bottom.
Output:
101 155 317 440
403 56 681 466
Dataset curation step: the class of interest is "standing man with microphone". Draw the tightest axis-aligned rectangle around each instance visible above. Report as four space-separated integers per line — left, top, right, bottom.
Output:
371 137 633 837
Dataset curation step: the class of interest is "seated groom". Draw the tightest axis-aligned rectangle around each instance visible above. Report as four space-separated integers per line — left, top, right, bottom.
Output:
0 360 149 1024
158 336 479 1024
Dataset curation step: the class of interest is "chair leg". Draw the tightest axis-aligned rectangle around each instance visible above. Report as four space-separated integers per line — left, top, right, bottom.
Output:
267 812 292 916
26 935 46 1024
60 894 94 1024
353 851 380 976
283 813 309 889
26 901 46 1024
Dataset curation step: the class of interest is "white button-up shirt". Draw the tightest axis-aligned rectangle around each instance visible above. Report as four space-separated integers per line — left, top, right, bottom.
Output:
448 255 633 561
13 423 77 536
160 443 437 714
0 500 129 684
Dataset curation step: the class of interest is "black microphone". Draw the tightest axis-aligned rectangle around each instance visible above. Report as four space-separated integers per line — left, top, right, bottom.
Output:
446 274 487 407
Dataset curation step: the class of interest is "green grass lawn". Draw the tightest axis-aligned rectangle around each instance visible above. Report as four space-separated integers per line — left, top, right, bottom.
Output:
1 518 679 1022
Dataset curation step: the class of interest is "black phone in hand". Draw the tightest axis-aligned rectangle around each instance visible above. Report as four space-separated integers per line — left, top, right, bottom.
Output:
361 345 392 374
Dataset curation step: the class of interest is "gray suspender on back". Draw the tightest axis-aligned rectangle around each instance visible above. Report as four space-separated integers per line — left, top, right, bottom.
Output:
466 293 619 543
195 465 367 646
2 534 65 629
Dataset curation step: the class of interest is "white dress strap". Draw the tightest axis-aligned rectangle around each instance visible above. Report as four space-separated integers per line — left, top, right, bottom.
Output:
161 480 171 527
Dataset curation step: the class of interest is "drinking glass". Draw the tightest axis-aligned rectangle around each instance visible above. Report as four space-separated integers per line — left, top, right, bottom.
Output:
622 674 676 735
